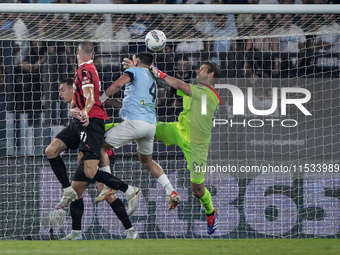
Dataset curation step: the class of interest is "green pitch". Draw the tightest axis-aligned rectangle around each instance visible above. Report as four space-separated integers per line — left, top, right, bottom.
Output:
0 239 338 255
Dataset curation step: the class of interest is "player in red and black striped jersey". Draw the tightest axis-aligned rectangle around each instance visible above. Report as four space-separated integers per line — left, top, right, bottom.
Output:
70 41 108 162
56 41 139 239
71 41 137 196
72 55 107 122
46 79 137 239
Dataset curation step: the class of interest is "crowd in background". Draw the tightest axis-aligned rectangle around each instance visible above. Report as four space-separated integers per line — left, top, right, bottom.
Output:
0 0 339 5
0 0 340 127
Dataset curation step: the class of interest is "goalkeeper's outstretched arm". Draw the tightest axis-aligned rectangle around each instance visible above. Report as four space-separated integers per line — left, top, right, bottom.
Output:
150 65 192 95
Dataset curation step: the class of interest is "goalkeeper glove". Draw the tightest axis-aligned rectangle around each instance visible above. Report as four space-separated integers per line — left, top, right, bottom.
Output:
149 64 168 80
122 55 137 69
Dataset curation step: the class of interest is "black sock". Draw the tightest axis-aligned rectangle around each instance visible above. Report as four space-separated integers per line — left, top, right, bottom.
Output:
110 198 132 230
48 155 71 188
93 170 128 192
70 198 83 231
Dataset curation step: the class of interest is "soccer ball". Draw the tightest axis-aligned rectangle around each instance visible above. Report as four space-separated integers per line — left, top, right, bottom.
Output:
145 30 166 51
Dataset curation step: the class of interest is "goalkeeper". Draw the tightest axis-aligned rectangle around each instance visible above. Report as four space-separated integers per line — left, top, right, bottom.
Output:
150 61 221 235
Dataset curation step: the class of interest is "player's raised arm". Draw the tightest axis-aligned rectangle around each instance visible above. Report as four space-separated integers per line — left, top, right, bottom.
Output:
100 75 131 103
150 65 191 95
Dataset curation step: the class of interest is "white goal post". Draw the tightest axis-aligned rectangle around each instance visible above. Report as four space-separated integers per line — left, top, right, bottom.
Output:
0 3 339 240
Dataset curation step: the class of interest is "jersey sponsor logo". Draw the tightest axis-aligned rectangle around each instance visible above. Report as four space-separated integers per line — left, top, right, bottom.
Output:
139 99 155 109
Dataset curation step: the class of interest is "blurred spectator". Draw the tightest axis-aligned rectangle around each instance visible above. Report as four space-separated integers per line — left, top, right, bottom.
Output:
159 14 179 39
174 57 194 83
313 0 328 3
259 0 279 3
15 41 47 125
28 0 56 3
236 0 260 36
0 13 14 34
54 0 73 2
46 40 75 124
67 13 92 40
0 65 5 95
259 0 306 3
112 0 130 3
223 0 247 2
194 13 209 35
273 14 306 71
156 43 176 76
243 58 261 79
94 14 131 81
245 15 280 77
196 13 237 68
0 65 6 154
84 13 107 36
129 14 159 53
12 14 30 65
91 0 112 3
204 14 238 55
186 0 211 3
130 14 155 37
0 14 15 83
175 16 204 52
156 87 169 122
314 14 340 67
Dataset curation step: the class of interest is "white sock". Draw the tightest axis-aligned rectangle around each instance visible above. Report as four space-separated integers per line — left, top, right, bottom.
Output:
157 174 174 196
99 166 111 173
72 230 81 234
64 186 74 192
125 185 135 196
126 227 134 231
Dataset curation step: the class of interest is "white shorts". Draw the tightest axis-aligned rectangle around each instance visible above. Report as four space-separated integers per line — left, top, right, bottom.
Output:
104 119 156 155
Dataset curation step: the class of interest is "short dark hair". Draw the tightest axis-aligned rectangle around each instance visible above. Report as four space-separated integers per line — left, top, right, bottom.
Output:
202 61 221 78
61 78 74 87
136 52 154 67
79 41 94 55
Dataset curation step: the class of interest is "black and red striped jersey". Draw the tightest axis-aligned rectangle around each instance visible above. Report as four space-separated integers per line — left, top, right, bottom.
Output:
73 60 108 120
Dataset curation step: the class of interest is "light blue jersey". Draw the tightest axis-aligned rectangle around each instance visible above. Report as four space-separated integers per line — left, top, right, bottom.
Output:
120 67 157 124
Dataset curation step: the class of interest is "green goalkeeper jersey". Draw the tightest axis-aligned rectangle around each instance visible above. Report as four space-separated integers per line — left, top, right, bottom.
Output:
176 83 220 145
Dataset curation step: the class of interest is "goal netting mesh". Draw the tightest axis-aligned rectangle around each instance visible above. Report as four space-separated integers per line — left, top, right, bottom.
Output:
0 4 339 240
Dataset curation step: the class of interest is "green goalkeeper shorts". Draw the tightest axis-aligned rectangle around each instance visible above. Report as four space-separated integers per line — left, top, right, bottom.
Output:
105 122 119 132
155 121 208 184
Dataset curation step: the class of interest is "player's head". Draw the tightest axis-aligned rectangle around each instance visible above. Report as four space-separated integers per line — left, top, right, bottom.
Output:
59 78 74 104
135 52 154 68
77 41 95 61
196 61 221 84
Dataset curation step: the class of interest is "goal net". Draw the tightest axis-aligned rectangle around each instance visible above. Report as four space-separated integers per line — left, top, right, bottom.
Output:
0 4 339 240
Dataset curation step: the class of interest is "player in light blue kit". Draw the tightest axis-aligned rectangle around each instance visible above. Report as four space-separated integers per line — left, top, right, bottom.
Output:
97 53 179 212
